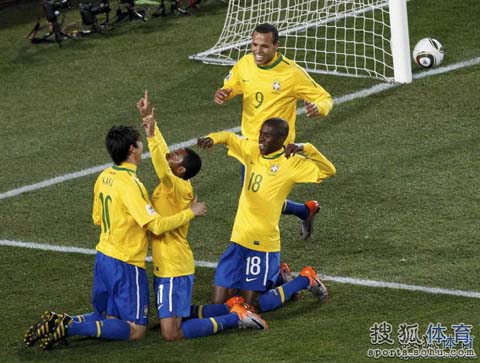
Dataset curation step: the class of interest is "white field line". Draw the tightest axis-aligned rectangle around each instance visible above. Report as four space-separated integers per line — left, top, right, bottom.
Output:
2 239 480 299
0 126 239 201
297 55 480 113
1 56 479 201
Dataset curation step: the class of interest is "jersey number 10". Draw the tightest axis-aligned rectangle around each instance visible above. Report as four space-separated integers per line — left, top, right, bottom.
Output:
99 192 112 233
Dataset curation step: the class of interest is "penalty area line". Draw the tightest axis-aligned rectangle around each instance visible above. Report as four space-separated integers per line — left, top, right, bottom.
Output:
2 239 479 300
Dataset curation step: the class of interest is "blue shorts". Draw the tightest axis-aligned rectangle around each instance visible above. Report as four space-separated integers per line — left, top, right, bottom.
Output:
154 275 194 319
214 243 280 293
92 252 149 325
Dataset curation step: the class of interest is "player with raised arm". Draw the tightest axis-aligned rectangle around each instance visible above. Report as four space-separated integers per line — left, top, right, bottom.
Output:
214 23 333 241
197 117 335 311
24 125 207 350
136 91 268 340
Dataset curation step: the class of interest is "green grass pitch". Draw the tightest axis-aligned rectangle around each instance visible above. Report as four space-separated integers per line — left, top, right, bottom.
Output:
0 0 479 362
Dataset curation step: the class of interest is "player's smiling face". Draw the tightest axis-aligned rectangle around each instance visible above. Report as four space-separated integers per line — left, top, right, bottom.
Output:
167 149 187 177
259 124 283 155
251 31 279 66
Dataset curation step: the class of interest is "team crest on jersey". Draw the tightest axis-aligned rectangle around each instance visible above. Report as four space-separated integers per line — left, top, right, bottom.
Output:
269 164 280 175
272 81 281 92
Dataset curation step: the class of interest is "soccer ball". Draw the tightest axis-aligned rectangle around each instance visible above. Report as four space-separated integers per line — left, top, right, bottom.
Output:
412 38 444 69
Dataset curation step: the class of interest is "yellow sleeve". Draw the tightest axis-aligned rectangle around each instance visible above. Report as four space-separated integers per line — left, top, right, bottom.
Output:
147 122 174 190
208 131 250 164
146 208 195 236
293 143 336 183
222 61 243 100
294 66 334 117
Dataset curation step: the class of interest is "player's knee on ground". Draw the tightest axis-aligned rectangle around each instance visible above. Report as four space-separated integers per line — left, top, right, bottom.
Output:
128 323 147 341
161 328 182 341
160 318 183 341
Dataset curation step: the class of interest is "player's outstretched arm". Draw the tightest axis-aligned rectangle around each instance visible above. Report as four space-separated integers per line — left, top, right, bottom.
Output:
295 71 333 117
146 197 207 236
190 196 207 217
284 143 304 158
142 107 155 138
137 89 152 118
213 88 232 105
197 137 215 149
198 132 246 161
304 101 321 117
146 208 194 236
142 108 174 188
303 143 336 178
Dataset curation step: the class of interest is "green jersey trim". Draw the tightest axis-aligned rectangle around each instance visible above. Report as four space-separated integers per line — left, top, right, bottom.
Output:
132 178 146 200
258 55 284 70
113 165 136 174
262 149 285 160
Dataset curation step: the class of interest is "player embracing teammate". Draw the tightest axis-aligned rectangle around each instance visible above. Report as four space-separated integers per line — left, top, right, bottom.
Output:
23 22 335 349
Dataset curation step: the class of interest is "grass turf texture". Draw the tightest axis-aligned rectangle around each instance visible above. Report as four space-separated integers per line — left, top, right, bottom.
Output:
3 247 479 363
0 0 479 362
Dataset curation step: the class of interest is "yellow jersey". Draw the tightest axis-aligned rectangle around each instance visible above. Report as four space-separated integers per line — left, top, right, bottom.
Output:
93 162 160 269
148 124 195 278
223 53 333 144
209 131 336 252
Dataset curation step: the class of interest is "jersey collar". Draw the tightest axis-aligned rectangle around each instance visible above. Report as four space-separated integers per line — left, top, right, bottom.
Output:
113 162 137 173
257 53 283 70
261 147 285 160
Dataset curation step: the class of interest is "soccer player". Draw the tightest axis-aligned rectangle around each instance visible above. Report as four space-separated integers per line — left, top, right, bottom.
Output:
214 23 334 240
24 124 207 350
136 91 268 340
197 117 335 311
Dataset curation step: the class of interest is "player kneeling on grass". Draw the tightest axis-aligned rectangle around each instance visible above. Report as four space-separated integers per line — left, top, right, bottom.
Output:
24 124 208 350
197 117 335 312
135 91 268 341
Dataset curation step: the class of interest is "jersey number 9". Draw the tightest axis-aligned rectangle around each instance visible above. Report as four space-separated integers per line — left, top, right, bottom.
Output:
254 92 264 108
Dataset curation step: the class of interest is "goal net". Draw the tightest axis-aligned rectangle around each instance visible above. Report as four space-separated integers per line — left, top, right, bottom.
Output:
189 0 411 83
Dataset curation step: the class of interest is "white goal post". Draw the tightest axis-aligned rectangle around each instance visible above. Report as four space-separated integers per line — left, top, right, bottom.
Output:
189 0 412 83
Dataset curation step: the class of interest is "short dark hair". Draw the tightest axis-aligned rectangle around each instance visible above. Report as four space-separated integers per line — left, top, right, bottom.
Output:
105 125 140 165
263 117 289 140
181 147 202 180
253 23 279 44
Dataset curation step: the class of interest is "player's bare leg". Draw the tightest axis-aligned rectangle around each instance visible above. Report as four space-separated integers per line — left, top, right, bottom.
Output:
211 285 236 304
239 290 261 306
159 317 183 341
